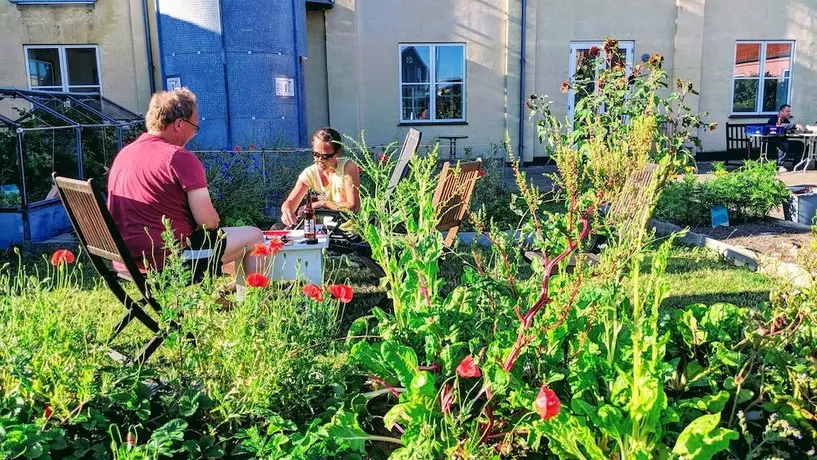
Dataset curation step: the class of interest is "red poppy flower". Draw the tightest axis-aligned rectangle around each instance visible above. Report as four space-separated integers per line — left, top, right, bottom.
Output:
246 272 269 288
456 355 481 378
250 243 272 257
378 152 387 163
328 284 354 303
126 432 136 447
534 385 561 420
439 383 454 414
268 237 284 255
43 406 52 418
234 145 241 152
477 169 486 178
50 249 75 266
303 283 324 301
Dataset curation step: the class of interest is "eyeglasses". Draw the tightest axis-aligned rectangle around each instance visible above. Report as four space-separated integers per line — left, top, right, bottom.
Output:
312 150 338 161
181 118 199 133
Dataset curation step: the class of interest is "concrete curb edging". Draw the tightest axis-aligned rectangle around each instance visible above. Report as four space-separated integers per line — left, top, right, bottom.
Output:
649 219 814 288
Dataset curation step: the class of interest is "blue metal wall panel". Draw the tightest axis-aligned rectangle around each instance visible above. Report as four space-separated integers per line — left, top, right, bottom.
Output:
28 202 72 243
221 0 295 54
156 0 306 149
156 0 224 54
0 213 24 250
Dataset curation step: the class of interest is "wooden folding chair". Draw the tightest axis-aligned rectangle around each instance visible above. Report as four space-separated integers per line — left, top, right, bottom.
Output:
432 160 482 247
52 173 180 364
525 163 658 269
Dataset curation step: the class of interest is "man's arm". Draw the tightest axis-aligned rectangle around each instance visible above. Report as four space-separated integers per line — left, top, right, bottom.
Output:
187 187 220 230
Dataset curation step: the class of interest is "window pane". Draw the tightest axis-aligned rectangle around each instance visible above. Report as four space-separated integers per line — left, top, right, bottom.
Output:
402 84 430 120
436 83 463 120
401 46 431 83
27 48 62 87
762 78 789 113
764 43 792 78
435 45 463 83
66 48 99 86
734 43 761 77
732 79 759 112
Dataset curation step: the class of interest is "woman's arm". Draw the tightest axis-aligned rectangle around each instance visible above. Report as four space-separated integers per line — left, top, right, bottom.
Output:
281 180 309 227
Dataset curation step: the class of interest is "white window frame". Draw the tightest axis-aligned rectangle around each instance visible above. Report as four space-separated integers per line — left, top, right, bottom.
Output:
567 41 635 123
398 43 466 123
730 40 794 116
24 44 103 94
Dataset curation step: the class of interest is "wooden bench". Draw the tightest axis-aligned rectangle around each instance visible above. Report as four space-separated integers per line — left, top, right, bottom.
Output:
725 122 754 165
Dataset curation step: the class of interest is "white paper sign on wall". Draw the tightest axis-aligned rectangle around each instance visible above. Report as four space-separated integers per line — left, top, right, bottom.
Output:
275 77 295 97
166 77 182 91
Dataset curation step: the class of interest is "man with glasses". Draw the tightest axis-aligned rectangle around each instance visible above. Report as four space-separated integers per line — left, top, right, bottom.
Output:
767 104 804 172
107 88 263 282
279 127 360 229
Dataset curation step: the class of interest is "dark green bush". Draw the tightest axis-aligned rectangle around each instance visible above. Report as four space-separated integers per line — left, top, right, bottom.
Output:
655 161 790 225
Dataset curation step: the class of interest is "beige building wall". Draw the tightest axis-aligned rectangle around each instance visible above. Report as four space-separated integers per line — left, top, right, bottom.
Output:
316 0 817 157
306 10 330 136
530 0 678 157
325 0 516 159
0 1 151 114
697 0 817 152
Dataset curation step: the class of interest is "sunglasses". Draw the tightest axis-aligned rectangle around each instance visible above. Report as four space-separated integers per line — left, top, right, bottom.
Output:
181 118 199 133
312 150 338 160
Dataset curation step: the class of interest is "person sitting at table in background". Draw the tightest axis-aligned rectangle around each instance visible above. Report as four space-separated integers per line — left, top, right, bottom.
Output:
767 104 804 172
107 88 264 282
279 127 361 231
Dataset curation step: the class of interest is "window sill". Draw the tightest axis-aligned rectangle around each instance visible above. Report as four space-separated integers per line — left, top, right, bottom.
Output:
398 121 468 127
728 113 776 119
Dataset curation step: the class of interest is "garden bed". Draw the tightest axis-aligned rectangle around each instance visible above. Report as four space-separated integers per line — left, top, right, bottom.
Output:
684 220 813 264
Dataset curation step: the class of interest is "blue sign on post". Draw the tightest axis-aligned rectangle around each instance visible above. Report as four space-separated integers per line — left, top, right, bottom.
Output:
711 204 730 227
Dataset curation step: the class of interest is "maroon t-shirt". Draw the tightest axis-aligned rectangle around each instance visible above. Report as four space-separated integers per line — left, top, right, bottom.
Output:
107 133 208 270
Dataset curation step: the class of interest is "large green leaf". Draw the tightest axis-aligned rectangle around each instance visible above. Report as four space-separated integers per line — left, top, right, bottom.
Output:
349 342 390 380
672 413 738 460
325 410 370 455
381 341 418 387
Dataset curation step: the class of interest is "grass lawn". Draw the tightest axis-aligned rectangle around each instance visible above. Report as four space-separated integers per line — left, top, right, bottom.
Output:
653 244 773 310
2 240 775 333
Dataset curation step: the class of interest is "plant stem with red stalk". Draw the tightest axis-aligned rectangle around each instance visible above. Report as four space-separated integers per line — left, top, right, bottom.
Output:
503 206 593 372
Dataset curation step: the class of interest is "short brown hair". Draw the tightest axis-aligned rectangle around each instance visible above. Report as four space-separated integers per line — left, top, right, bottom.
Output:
145 88 197 131
312 127 342 152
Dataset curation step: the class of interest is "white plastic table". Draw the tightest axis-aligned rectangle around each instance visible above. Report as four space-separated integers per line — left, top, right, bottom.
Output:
791 133 817 172
747 132 817 171
236 230 329 300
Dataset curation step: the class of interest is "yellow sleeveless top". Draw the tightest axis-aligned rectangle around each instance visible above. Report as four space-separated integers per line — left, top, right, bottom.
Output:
297 158 356 230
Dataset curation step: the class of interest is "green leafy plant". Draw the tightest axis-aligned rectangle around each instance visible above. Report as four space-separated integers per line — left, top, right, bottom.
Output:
656 160 790 225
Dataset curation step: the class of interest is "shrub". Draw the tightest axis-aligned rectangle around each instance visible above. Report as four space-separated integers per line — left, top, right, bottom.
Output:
198 149 312 228
701 160 790 221
654 174 708 225
655 161 790 225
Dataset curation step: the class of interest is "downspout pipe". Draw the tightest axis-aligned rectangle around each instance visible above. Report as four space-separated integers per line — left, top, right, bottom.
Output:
517 0 527 166
142 0 156 94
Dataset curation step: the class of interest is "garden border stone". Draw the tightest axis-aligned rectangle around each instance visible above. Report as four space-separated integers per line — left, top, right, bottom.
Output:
649 218 814 288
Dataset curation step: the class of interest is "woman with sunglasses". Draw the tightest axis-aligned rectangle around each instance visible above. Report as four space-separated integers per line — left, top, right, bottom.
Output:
280 127 360 228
